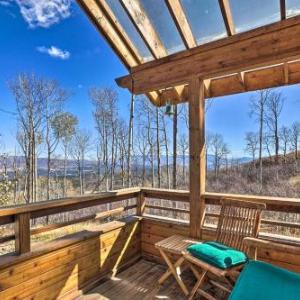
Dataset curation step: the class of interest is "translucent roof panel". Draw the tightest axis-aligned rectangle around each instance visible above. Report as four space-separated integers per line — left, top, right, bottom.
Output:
229 0 280 33
181 0 227 45
140 0 185 55
286 0 300 17
106 0 153 62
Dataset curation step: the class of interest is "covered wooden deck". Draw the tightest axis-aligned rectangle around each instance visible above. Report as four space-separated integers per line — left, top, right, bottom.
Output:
2 1 300 299
79 259 196 300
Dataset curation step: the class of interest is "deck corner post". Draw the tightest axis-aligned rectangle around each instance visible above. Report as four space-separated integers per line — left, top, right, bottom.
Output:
15 212 31 254
189 76 206 239
137 191 145 216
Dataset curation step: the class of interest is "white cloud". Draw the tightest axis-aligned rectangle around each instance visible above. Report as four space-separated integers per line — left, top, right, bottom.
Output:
37 46 70 60
0 0 12 6
15 0 71 28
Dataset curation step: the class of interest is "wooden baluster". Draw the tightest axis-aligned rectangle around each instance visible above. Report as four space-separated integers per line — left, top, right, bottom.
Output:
15 213 31 254
137 191 145 216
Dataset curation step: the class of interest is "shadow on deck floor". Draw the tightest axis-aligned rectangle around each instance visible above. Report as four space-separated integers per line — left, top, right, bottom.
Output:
78 259 197 300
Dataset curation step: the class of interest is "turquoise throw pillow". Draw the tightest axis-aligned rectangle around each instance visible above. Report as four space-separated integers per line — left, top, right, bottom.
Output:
187 241 248 269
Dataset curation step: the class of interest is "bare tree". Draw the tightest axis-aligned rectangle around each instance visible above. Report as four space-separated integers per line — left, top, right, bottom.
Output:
263 133 273 160
279 126 291 158
52 112 78 197
90 88 119 191
178 134 188 187
250 89 270 190
208 133 230 180
42 80 68 202
117 119 128 187
291 121 300 160
245 132 259 165
10 73 46 203
71 129 91 195
266 91 285 162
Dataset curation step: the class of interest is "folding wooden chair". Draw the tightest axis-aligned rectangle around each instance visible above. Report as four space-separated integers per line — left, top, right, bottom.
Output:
183 198 266 300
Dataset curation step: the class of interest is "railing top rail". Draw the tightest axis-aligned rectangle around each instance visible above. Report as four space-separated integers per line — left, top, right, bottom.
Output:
205 192 300 207
0 188 140 218
1 187 300 219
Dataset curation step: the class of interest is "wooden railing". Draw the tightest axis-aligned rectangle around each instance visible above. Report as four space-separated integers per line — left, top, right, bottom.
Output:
140 188 300 243
0 188 140 255
1 187 300 257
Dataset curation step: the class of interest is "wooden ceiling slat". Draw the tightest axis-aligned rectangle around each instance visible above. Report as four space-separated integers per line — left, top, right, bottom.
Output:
280 0 286 20
77 0 138 68
120 0 167 59
165 0 197 49
218 0 235 36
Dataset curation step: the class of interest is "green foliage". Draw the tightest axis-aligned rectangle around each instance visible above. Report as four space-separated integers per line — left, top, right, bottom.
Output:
51 112 78 141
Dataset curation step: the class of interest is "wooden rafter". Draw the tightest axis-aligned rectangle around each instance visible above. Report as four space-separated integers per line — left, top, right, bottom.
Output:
120 0 167 59
165 0 196 48
116 16 300 94
77 0 139 68
97 0 143 64
280 0 286 20
218 0 235 36
78 0 162 105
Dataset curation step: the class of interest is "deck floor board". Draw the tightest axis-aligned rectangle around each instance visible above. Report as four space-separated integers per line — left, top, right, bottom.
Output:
79 259 199 300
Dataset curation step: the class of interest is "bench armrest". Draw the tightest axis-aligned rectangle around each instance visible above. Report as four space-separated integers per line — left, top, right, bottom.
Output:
243 237 300 257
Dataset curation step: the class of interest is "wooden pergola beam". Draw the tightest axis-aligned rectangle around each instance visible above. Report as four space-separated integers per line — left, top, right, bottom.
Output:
218 0 235 36
120 0 167 59
116 16 300 94
154 61 300 105
165 0 197 48
280 0 286 20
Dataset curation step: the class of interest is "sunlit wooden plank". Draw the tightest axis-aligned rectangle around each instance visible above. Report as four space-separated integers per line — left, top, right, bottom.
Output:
218 0 235 36
120 0 167 59
165 0 196 48
98 0 143 63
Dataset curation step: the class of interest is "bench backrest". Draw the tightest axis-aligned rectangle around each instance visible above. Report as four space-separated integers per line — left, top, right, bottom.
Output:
215 198 266 252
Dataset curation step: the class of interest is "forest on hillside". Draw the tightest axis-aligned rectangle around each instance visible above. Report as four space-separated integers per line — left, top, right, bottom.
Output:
0 73 300 207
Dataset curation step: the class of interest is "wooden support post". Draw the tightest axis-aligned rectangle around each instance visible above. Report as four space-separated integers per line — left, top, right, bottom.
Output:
189 77 206 239
15 213 31 254
137 191 145 216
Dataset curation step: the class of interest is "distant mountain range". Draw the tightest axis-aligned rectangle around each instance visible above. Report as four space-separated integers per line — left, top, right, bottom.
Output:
0 154 252 177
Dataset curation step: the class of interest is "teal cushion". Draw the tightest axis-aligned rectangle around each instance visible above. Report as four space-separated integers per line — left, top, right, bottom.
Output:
230 260 300 300
187 241 248 269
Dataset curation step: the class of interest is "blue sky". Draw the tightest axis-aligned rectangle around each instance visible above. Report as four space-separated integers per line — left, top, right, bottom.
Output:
0 0 300 158
0 0 131 154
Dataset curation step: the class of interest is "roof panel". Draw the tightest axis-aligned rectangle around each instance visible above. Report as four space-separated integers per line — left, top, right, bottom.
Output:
181 0 227 45
106 0 153 62
229 0 280 33
140 0 186 55
286 0 300 17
